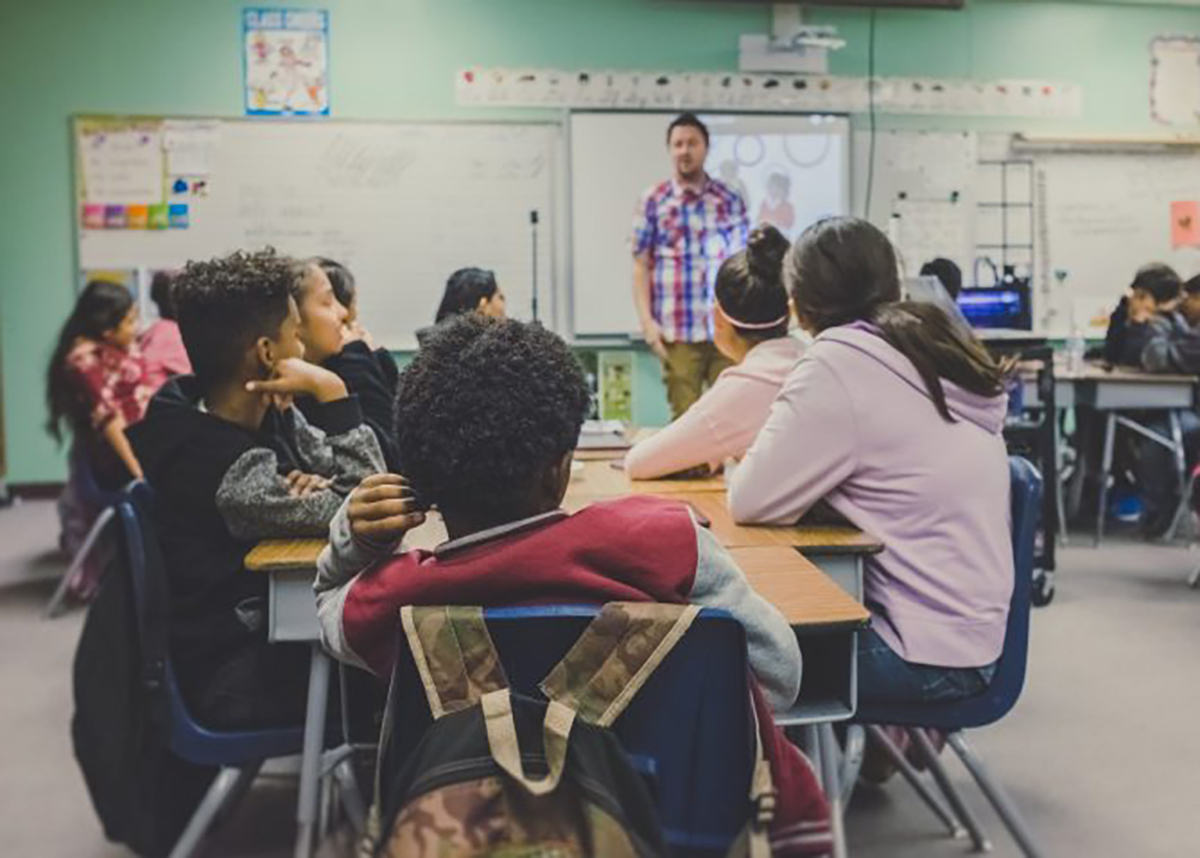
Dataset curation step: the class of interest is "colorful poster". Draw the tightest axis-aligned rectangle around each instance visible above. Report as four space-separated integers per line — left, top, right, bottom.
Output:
1171 200 1200 249
80 123 164 205
244 8 330 116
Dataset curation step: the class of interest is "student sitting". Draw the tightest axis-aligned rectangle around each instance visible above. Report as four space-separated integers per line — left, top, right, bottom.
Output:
1133 273 1200 537
315 315 831 855
139 271 192 393
625 225 803 479
919 257 963 301
434 266 507 323
729 217 1012 707
129 249 384 729
1103 263 1182 366
293 258 402 472
47 280 151 594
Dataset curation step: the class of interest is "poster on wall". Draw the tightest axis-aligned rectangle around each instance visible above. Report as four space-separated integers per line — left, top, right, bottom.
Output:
1150 36 1200 125
244 8 330 116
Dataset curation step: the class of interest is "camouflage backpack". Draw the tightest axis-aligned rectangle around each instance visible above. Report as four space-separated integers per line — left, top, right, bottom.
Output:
364 603 776 858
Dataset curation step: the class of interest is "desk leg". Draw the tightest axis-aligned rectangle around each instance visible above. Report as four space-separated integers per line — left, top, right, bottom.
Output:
295 645 331 858
818 722 849 858
1095 412 1116 547
1054 410 1069 547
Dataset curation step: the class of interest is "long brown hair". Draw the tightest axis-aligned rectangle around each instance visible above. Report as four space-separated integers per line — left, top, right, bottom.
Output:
787 217 1003 422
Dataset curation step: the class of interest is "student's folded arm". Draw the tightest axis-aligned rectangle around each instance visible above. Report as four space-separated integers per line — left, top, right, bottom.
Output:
625 395 726 479
290 397 386 491
727 356 857 525
215 448 345 540
1141 321 1176 373
687 520 801 712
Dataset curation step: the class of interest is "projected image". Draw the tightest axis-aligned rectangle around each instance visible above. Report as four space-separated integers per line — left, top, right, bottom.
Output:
704 115 846 242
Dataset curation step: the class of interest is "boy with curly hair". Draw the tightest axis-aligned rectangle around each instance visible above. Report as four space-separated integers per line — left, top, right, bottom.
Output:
315 315 831 855
130 248 384 729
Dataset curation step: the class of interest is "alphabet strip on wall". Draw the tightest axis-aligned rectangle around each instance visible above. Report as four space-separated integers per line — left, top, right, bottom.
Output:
456 68 1082 119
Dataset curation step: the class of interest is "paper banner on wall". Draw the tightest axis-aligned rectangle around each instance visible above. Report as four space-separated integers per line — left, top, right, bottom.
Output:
1151 37 1200 125
244 8 330 116
80 123 164 206
1172 200 1200 248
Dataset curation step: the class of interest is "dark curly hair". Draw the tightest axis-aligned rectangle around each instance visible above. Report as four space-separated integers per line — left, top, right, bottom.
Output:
395 315 591 523
174 248 298 388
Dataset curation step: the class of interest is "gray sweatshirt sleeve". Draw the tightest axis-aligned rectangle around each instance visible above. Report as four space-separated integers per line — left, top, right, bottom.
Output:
216 400 385 541
687 518 803 712
315 495 404 669
1141 317 1176 373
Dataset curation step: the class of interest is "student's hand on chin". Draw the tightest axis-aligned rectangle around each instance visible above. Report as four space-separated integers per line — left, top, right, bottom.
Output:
348 474 426 545
247 357 348 404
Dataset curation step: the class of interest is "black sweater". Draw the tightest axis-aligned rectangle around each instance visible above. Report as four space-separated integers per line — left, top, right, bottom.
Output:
129 376 384 694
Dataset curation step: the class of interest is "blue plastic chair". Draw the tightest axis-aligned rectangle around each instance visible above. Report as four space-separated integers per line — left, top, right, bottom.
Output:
116 482 307 858
852 456 1044 858
381 605 757 858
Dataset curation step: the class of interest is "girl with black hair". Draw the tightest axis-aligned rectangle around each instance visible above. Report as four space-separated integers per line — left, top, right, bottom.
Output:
625 225 803 479
47 280 152 592
140 270 192 392
434 267 506 324
729 217 1013 707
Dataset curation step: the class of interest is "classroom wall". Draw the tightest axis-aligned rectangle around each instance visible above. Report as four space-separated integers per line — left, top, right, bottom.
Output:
5 0 1200 483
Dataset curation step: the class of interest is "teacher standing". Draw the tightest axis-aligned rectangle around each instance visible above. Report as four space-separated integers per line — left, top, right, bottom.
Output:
632 113 750 418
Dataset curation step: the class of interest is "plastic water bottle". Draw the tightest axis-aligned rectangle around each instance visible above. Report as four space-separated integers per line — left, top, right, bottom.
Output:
1067 327 1086 374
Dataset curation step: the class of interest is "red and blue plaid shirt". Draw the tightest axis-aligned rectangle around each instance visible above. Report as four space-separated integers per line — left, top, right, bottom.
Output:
632 175 749 343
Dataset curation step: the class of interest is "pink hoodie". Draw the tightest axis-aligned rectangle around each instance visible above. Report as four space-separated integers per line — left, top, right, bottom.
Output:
728 324 1013 669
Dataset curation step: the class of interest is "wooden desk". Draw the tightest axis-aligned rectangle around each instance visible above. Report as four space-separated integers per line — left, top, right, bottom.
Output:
569 459 727 499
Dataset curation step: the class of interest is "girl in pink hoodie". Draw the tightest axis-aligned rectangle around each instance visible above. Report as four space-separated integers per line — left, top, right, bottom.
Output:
625 225 804 479
729 217 1013 704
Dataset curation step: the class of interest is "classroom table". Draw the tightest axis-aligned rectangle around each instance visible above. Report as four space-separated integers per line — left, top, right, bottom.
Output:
1021 363 1197 544
245 537 869 858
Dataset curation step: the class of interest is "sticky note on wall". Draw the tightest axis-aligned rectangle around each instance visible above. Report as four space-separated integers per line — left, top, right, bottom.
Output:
81 203 105 229
148 203 168 230
1172 201 1200 249
126 205 149 229
104 205 127 229
168 203 190 229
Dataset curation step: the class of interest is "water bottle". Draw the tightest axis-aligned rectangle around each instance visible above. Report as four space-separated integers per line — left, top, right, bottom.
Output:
1067 327 1086 374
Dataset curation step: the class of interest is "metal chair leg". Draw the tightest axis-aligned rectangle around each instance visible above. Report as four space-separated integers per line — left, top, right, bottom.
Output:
1095 413 1116 547
864 726 964 839
907 728 991 852
839 725 866 806
169 766 256 858
816 723 848 858
1188 565 1200 589
333 758 367 836
44 506 115 619
947 732 1045 858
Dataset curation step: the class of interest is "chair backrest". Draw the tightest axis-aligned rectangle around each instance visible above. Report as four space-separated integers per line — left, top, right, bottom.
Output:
381 605 755 858
114 482 303 764
856 455 1043 730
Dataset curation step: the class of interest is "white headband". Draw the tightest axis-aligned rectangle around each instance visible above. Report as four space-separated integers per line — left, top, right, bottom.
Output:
715 298 789 331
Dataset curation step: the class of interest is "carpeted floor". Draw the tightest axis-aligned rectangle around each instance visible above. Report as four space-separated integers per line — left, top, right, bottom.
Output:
2 497 1197 857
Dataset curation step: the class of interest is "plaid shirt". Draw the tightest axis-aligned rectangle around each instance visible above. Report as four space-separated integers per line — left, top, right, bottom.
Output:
632 175 749 343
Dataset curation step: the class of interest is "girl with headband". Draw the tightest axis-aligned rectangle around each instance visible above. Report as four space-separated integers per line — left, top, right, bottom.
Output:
626 224 803 479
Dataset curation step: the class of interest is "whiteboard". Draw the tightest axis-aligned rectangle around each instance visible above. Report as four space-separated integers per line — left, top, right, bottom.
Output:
76 118 560 349
1035 152 1200 331
569 111 851 338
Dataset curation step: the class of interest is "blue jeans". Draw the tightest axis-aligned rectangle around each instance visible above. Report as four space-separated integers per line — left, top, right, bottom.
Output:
858 627 996 705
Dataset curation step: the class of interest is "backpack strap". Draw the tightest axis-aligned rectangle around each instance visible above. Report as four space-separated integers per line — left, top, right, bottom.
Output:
540 602 701 728
480 689 576 797
400 606 508 719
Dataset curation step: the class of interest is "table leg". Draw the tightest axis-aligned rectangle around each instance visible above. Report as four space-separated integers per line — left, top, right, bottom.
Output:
819 722 849 858
1095 412 1116 547
1054 409 1069 546
1167 411 1190 542
295 645 331 858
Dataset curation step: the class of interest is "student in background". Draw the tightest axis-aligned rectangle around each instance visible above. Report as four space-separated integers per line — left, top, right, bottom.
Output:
139 271 192 392
919 257 963 301
729 217 1012 709
434 267 506 324
294 259 402 472
46 280 151 590
129 249 384 729
315 315 832 855
314 257 366 342
625 225 802 479
1103 263 1182 366
1134 273 1200 537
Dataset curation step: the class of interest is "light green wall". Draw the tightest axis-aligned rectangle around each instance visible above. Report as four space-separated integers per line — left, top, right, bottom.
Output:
4 0 1200 482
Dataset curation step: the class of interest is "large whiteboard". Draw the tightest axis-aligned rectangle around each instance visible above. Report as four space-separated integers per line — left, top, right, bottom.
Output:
1034 152 1200 331
569 111 851 338
76 118 560 349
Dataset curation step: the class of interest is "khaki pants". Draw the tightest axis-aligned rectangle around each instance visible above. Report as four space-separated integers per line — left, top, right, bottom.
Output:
661 341 734 419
